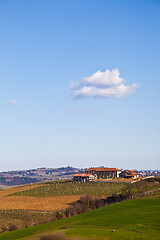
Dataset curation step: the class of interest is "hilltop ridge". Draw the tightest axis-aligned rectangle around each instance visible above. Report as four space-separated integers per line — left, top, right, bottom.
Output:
0 167 84 188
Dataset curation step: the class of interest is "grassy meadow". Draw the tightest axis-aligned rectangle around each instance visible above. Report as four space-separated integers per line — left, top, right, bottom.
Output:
0 195 159 240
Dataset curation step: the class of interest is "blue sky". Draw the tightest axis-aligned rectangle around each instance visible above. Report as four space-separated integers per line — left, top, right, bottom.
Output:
0 0 160 171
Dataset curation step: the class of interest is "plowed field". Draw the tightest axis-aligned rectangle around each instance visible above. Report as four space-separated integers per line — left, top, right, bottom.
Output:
0 184 80 211
0 195 80 211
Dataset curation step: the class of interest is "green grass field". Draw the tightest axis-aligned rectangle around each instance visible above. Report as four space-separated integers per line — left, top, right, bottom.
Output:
11 182 127 197
0 195 159 240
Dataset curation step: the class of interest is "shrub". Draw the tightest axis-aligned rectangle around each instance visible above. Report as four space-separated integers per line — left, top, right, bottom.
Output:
111 193 121 202
94 198 105 209
8 223 18 231
56 211 63 220
1 226 8 233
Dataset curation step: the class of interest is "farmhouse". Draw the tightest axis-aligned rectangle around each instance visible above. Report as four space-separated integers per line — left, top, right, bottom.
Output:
119 170 139 178
73 173 96 182
85 167 122 179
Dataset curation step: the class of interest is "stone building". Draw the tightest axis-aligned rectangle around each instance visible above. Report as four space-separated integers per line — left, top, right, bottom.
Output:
85 167 122 179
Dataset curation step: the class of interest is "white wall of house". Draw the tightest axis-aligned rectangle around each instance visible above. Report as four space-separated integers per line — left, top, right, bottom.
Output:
117 171 122 178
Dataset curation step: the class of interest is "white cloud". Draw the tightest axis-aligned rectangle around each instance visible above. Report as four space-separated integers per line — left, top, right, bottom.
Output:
71 68 138 99
8 99 18 104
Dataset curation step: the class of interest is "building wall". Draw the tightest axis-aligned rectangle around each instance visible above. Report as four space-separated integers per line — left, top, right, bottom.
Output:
117 171 122 178
86 170 119 179
74 176 89 182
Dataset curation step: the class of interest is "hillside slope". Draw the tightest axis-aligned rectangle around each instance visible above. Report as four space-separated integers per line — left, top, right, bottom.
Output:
0 195 159 240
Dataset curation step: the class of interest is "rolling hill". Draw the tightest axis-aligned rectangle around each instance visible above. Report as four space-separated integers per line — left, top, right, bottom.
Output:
0 195 159 240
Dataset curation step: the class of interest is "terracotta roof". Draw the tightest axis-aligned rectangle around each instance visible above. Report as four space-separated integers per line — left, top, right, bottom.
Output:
120 170 138 176
73 173 92 177
130 173 138 176
128 170 137 173
86 168 121 172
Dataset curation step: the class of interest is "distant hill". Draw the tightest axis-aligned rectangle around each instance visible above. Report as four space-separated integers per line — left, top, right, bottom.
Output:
0 166 84 188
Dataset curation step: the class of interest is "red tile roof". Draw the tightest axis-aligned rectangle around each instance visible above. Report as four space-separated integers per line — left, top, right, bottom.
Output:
120 170 138 176
128 170 137 173
73 173 92 177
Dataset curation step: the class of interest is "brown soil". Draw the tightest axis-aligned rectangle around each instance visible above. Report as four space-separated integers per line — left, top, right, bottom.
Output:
0 195 80 211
